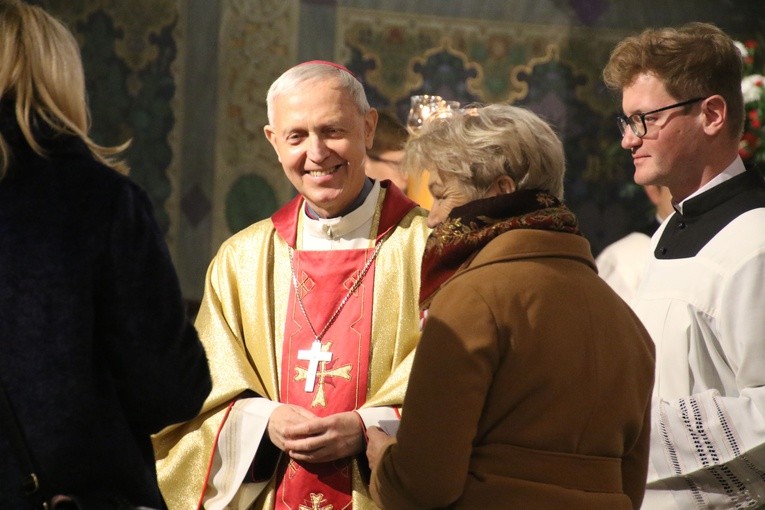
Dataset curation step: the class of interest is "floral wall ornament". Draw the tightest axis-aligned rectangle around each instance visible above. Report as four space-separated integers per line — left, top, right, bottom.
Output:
736 39 765 165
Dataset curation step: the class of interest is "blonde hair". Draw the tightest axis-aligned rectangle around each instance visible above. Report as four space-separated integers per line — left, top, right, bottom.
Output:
404 104 566 200
0 0 129 179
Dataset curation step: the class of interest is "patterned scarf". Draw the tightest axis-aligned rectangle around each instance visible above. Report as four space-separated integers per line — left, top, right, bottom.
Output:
419 189 581 308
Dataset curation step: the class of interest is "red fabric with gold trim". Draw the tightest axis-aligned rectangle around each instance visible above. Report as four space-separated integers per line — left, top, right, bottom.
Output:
277 247 374 510
282 248 373 412
270 182 416 510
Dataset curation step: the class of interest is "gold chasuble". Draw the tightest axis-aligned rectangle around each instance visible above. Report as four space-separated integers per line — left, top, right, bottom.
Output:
153 183 430 510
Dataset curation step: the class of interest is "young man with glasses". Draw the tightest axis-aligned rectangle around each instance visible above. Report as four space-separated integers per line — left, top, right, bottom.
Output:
604 22 765 509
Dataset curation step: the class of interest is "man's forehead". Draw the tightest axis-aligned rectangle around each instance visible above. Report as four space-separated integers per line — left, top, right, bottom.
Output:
623 73 670 98
275 78 349 106
273 86 361 123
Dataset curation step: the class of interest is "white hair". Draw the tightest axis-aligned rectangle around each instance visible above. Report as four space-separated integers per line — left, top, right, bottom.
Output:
266 62 370 124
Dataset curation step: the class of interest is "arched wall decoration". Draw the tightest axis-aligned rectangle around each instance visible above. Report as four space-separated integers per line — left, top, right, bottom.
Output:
408 40 484 100
37 1 100 30
338 7 627 115
336 6 646 253
507 44 560 103
339 15 444 104
41 0 177 71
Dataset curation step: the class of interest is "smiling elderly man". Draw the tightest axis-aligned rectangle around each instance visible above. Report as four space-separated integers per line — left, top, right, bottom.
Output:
153 61 430 510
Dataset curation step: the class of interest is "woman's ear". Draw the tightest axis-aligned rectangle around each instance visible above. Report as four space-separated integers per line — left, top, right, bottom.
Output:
487 175 516 197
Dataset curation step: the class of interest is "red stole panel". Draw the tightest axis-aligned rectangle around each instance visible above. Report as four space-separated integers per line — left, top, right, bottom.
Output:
269 183 417 509
276 247 375 510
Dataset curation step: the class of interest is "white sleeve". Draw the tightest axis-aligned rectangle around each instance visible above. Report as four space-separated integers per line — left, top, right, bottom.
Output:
203 398 282 510
357 406 400 436
595 233 651 304
646 391 765 508
645 250 765 509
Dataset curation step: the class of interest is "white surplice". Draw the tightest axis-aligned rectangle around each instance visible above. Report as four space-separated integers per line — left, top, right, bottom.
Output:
634 159 765 509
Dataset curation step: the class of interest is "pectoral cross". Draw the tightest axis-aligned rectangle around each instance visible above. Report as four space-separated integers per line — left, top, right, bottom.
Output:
299 493 333 510
297 339 332 392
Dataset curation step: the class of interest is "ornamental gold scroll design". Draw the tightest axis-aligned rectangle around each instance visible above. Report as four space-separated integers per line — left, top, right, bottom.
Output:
338 7 623 110
40 0 177 71
506 43 560 104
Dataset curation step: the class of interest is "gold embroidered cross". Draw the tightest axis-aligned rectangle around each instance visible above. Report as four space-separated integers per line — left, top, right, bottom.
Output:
295 341 352 407
299 492 333 510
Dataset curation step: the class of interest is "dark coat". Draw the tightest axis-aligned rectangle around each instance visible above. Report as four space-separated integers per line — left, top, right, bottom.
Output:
0 110 212 509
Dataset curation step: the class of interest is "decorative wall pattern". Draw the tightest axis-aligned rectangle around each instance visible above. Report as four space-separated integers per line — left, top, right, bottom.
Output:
212 0 299 250
28 0 765 301
35 0 183 253
336 7 647 252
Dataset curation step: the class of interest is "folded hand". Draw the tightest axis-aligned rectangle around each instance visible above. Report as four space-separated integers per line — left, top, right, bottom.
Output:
281 411 364 463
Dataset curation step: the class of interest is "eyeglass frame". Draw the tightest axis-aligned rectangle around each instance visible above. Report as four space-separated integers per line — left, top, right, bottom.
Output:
617 97 705 138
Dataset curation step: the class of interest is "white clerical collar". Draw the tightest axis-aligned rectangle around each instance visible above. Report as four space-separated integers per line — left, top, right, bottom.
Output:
675 156 746 215
300 180 381 249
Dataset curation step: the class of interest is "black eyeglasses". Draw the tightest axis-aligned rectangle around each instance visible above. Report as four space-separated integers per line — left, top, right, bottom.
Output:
617 97 705 138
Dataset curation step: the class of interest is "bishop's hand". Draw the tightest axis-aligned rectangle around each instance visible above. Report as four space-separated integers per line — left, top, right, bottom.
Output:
267 404 317 452
281 411 364 463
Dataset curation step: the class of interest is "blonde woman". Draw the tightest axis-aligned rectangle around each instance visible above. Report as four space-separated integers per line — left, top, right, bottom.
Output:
0 1 210 508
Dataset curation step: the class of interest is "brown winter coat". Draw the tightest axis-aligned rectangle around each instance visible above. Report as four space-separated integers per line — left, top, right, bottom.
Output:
370 229 655 509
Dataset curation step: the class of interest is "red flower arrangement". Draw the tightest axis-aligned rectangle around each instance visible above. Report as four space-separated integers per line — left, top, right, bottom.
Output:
737 39 765 165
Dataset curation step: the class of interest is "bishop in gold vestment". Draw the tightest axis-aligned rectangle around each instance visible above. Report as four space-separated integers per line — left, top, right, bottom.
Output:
154 58 430 510
154 179 428 510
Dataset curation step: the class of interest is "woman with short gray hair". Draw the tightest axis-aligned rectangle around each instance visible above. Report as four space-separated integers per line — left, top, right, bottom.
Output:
366 103 655 510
